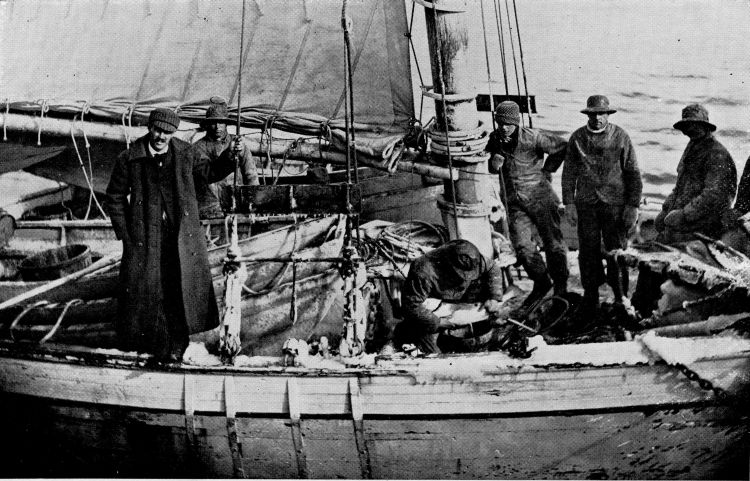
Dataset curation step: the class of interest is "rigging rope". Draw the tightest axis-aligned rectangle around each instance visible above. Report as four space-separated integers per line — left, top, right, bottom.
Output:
233 0 248 209
407 2 426 121
492 0 510 96
70 113 107 218
479 0 497 131
511 0 533 127
502 0 524 127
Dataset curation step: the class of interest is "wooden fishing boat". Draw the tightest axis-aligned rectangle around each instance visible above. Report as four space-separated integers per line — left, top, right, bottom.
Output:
1 0 748 479
0 333 747 479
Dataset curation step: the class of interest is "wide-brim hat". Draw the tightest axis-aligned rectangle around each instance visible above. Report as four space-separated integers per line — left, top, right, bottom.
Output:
673 103 716 132
202 96 231 124
581 95 617 114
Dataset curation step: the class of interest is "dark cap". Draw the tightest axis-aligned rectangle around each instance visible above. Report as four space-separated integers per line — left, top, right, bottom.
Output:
581 95 617 114
203 96 231 124
673 104 716 132
148 108 180 133
494 101 521 126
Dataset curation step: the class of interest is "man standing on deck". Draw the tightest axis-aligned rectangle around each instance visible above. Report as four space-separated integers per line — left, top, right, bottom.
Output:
654 104 737 244
485 101 569 313
105 108 241 362
562 95 642 314
193 97 259 218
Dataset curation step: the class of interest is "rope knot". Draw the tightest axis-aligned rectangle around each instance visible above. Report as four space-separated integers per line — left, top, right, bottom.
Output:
36 99 49 146
3 98 9 142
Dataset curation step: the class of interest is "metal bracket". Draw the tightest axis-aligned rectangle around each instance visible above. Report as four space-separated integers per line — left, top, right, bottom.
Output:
287 378 309 478
349 378 372 479
224 376 247 478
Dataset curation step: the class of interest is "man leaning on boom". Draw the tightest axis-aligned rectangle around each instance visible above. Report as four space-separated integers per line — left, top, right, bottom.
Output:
193 97 259 218
562 95 643 315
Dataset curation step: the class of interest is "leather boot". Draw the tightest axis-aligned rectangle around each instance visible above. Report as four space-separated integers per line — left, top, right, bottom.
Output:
523 276 552 309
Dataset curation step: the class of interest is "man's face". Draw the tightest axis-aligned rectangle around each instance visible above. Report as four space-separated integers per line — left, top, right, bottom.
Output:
148 125 174 151
587 112 609 130
205 121 228 141
679 122 709 140
496 122 517 141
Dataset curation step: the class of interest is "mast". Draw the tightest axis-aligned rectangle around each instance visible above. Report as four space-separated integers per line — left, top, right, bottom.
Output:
420 0 495 259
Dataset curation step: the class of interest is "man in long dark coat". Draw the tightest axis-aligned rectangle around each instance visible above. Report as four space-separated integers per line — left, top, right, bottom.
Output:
105 108 238 361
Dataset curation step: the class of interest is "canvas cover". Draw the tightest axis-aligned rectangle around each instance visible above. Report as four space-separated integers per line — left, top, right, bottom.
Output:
0 0 414 133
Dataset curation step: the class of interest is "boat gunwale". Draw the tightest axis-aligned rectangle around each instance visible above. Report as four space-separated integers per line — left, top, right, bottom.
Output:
0 337 746 377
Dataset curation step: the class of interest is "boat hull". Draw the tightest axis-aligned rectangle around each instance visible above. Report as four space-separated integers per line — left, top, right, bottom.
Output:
1 393 745 479
0 343 747 479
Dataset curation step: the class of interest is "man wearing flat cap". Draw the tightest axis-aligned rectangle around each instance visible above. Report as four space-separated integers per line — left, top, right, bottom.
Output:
562 95 642 314
655 104 737 243
105 107 241 362
485 101 569 312
193 97 259 217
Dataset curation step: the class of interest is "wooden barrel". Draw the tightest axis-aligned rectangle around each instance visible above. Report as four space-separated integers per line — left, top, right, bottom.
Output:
19 244 92 281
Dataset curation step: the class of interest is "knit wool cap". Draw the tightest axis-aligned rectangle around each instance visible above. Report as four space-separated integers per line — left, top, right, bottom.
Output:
581 95 617 114
148 108 180 133
494 101 521 126
673 103 716 132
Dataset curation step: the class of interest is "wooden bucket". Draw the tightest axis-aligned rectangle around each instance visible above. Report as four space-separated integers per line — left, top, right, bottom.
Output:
19 244 92 282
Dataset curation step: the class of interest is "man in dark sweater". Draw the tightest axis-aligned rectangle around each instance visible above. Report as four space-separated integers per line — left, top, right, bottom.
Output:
562 95 642 313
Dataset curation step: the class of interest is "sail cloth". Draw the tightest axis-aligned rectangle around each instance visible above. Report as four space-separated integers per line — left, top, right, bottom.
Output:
0 0 414 134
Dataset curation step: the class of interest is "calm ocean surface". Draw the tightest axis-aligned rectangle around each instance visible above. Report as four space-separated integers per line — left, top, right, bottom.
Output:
2 1 748 204
421 0 750 203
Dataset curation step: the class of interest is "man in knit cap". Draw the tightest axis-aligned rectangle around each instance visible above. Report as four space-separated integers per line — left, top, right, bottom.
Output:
105 108 241 362
562 95 642 314
655 104 736 243
485 100 568 313
193 96 259 217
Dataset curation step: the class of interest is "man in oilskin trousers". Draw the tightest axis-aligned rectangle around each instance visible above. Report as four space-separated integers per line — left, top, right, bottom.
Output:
485 101 568 312
562 95 642 314
396 239 504 354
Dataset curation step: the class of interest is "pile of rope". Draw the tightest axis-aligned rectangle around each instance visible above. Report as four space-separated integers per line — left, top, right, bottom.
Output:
356 221 447 276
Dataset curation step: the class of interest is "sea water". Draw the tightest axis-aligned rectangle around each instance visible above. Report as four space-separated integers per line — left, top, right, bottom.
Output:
410 0 750 203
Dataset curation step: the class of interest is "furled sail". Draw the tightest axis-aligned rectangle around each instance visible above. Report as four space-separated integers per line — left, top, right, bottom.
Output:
0 0 414 132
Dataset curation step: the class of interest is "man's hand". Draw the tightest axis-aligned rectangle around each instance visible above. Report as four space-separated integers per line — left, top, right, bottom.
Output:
232 137 243 155
654 210 667 232
562 203 577 225
489 153 505 173
622 205 639 234
664 209 686 228
484 299 503 315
